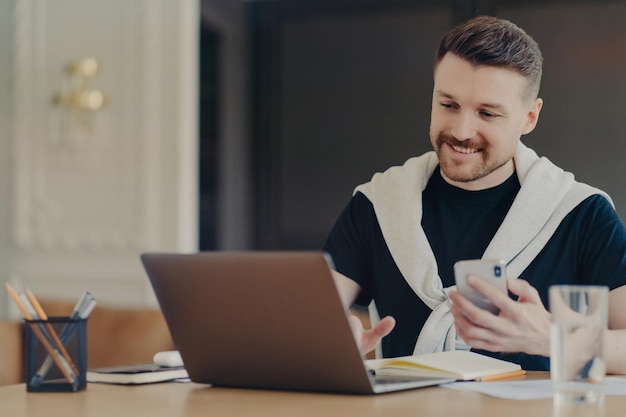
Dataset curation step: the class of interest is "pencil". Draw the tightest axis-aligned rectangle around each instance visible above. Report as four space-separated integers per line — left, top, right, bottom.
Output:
25 288 80 376
5 283 75 384
474 369 526 382
32 294 96 384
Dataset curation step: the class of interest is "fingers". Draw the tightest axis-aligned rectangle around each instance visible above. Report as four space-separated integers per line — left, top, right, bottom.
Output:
506 277 542 304
450 279 552 356
450 292 512 351
373 316 396 338
449 276 510 323
458 275 538 318
449 288 499 329
360 316 396 355
451 300 499 350
465 275 510 310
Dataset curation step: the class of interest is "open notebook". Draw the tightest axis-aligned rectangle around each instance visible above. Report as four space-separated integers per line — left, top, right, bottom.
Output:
141 251 455 394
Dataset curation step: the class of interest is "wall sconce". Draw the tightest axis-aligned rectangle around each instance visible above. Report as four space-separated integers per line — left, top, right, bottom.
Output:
51 58 108 146
53 58 108 111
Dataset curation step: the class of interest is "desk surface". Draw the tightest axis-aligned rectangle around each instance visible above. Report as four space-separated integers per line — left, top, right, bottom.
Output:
0 372 619 417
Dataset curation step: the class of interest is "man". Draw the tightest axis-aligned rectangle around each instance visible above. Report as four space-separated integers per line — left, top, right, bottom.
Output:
323 15 626 372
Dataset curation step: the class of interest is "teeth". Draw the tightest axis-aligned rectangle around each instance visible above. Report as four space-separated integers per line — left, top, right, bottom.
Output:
452 145 479 154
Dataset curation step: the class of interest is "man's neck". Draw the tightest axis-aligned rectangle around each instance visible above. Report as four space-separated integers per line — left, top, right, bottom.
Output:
440 159 516 191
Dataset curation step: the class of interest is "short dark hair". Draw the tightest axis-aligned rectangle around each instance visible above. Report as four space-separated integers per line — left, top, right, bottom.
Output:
434 16 543 101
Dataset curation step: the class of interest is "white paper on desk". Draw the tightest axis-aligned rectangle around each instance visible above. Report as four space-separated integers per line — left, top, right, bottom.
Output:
441 377 626 400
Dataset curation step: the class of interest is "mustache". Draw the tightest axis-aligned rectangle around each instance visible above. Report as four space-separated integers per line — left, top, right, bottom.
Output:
436 133 482 149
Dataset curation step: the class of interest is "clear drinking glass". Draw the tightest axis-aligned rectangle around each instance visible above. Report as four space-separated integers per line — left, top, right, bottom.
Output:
549 285 608 407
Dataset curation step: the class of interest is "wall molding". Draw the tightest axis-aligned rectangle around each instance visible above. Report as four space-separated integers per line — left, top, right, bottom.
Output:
3 0 199 315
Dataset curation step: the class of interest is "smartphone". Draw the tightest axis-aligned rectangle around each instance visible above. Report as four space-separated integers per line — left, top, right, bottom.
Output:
453 259 508 314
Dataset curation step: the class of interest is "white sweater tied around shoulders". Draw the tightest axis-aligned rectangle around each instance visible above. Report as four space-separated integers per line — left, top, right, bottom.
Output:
354 142 610 356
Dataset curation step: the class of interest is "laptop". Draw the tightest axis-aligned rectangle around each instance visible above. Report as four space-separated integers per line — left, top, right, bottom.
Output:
141 251 454 394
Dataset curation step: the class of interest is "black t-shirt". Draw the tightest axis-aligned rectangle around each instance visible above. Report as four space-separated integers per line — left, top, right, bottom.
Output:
323 167 626 370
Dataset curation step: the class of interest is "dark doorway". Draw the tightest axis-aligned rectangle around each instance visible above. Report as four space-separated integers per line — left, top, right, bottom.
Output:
198 23 220 250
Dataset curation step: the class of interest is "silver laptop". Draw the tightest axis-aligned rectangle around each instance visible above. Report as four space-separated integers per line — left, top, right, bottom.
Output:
141 251 454 394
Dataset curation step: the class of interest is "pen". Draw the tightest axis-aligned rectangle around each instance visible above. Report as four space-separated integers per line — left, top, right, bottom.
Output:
17 290 78 387
25 288 80 376
5 283 76 385
473 369 527 382
77 299 97 320
31 294 96 384
71 292 94 320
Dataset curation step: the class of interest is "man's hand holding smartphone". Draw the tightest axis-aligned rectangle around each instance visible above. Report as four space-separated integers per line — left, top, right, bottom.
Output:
450 260 552 357
453 259 508 314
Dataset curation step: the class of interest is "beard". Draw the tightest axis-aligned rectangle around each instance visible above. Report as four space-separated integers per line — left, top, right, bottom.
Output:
433 132 511 183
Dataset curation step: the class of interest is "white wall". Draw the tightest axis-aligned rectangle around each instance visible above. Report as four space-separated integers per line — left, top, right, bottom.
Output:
0 0 199 318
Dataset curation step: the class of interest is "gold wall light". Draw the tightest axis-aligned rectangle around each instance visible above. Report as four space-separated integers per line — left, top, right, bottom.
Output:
53 58 108 111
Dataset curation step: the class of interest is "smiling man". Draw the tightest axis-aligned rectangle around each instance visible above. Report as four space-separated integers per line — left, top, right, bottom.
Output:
431 53 542 190
323 16 626 372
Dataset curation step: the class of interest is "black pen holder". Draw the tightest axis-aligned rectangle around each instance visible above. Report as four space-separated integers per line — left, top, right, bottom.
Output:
25 317 87 392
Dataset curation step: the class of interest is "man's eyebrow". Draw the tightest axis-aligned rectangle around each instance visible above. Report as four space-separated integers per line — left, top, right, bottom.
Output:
480 102 504 110
434 90 454 100
434 90 504 110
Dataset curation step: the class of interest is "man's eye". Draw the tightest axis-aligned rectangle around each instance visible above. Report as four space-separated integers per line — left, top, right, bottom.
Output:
480 111 498 119
440 102 455 109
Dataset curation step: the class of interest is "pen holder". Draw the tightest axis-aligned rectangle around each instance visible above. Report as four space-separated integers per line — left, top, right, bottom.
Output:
25 317 87 392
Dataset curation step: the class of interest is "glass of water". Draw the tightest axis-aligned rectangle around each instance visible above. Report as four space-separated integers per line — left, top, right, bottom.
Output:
549 285 608 407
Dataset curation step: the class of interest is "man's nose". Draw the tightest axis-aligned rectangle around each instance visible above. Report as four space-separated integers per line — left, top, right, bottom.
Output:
450 112 477 141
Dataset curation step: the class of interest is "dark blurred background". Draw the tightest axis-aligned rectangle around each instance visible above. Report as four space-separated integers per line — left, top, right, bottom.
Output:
200 0 626 250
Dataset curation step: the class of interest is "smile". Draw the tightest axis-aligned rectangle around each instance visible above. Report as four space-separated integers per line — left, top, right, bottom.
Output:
451 144 481 154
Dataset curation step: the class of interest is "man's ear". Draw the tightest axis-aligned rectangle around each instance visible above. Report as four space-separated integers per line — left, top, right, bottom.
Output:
522 98 543 135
